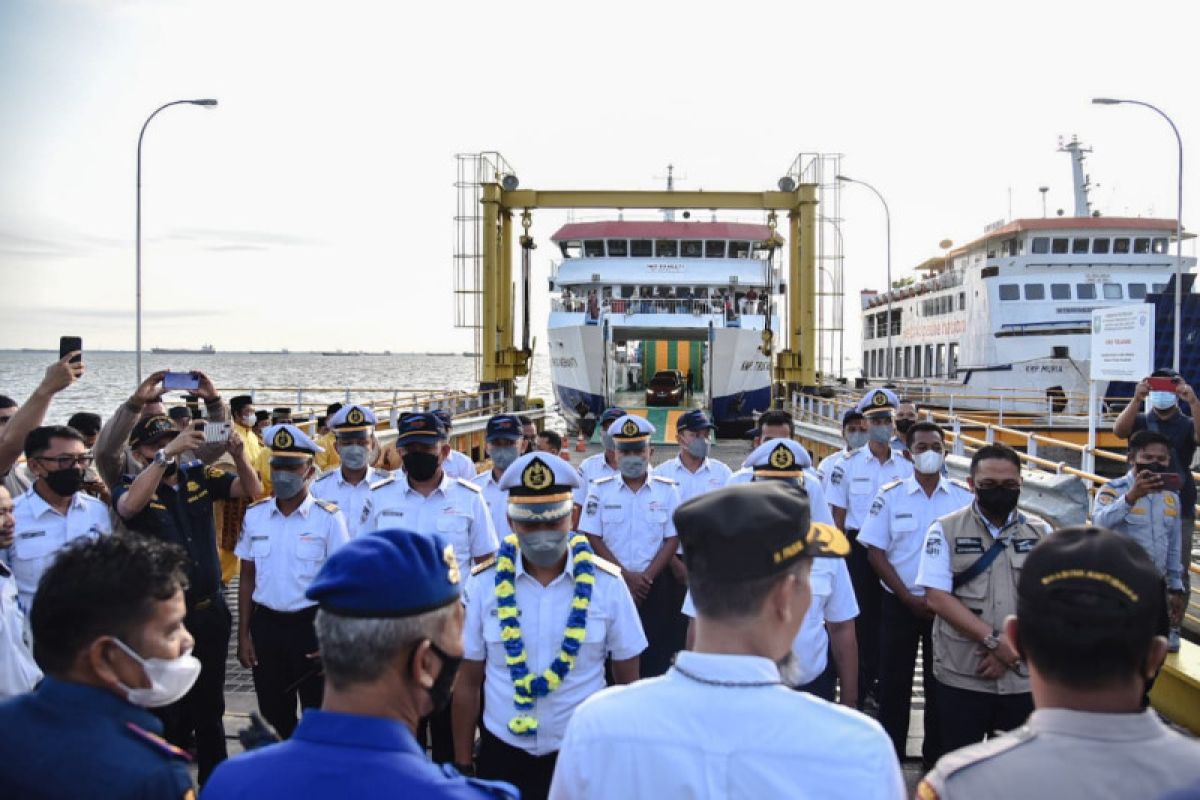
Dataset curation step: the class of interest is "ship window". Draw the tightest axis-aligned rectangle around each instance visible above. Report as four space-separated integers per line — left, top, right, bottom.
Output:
562 241 582 259
631 239 652 257
959 292 966 310
655 240 678 257
705 240 726 258
1092 238 1110 254
1071 238 1089 254
1133 237 1151 254
607 239 628 257
1076 283 1097 299
1051 238 1069 254
1050 283 1071 300
729 241 751 258
999 284 1019 301
1128 283 1147 299
584 240 605 257
1152 237 1169 254
681 240 703 258
1004 239 1020 256
1024 284 1045 300
1113 238 1131 254
1031 237 1050 254
1103 283 1123 299
1153 283 1167 293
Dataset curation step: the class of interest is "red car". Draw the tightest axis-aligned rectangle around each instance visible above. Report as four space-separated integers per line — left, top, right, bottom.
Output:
645 370 685 406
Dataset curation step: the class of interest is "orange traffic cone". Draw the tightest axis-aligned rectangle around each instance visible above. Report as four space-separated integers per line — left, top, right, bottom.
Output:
559 447 571 463
575 433 586 452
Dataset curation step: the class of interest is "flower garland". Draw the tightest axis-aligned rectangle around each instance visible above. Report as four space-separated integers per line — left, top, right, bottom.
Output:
494 532 595 736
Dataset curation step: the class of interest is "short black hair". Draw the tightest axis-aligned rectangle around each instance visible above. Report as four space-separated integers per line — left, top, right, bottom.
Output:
1150 367 1180 379
1128 430 1172 456
969 444 1021 475
24 425 85 459
758 410 795 436
905 420 944 448
538 430 563 451
167 406 192 422
517 415 534 427
0 395 16 410
326 402 343 416
690 553 810 621
230 395 254 415
66 412 102 436
841 410 864 429
30 534 189 676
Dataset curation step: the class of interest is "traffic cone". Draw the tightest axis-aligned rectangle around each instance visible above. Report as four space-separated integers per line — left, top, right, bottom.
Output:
575 433 586 452
559 447 571 463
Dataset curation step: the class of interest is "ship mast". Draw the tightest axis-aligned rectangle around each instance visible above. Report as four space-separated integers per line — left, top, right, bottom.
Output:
1058 136 1093 217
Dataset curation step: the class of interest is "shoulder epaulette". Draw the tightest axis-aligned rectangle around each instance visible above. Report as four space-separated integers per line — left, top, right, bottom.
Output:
471 556 496 576
456 477 482 493
370 476 396 491
312 471 334 482
951 478 971 492
124 721 192 762
881 478 904 492
247 496 271 508
593 475 616 485
314 499 338 514
592 555 622 577
936 724 1036 781
650 474 676 484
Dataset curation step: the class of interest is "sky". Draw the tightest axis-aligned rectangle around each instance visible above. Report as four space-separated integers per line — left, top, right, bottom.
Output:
1 0 1198 372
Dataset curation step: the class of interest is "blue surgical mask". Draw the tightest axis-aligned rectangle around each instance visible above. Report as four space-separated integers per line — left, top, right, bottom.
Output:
1150 391 1177 411
618 454 648 479
845 431 869 450
868 425 893 444
489 446 519 472
684 437 710 460
519 528 570 567
272 470 306 500
339 444 369 471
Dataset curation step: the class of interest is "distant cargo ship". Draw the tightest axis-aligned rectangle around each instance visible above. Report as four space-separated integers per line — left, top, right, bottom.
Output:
151 344 215 355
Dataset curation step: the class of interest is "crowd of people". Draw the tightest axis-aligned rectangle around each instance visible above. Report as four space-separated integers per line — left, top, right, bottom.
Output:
0 351 1199 799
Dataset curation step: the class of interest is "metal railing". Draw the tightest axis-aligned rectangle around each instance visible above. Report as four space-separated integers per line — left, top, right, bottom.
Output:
551 297 771 318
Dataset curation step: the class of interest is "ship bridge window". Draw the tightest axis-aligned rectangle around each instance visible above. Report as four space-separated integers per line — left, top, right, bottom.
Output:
681 240 703 258
1103 283 1123 299
1153 237 1169 254
655 240 678 257
561 241 582 259
1129 283 1147 299
584 240 605 257
607 239 628 257
1092 238 1110 254
729 241 751 258
1071 238 1089 254
1050 283 1071 300
1154 283 1167 293
1113 238 1131 254
999 284 1020 301
959 292 966 310
1051 238 1069 254
752 242 772 260
1077 283 1097 300
631 239 652 257
1032 237 1050 254
1004 239 1020 256
1133 238 1151 254
1024 284 1045 300
705 240 726 258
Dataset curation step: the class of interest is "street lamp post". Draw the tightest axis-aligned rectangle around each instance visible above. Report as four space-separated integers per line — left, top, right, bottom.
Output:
1093 97 1184 371
837 175 893 381
137 98 218 381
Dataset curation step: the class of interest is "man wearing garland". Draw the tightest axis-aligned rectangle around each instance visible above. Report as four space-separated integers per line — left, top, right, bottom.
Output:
453 452 646 800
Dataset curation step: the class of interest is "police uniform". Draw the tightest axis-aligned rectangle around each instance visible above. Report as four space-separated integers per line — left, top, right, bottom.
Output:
235 425 350 740
310 405 390 539
652 410 732 504
463 453 646 800
433 409 480 481
113 415 239 783
572 407 625 508
10 481 111 612
858 473 974 764
579 415 682 678
915 503 1051 752
0 561 40 699
918 528 1200 800
204 529 519 800
1092 471 1185 592
472 415 526 539
550 481 904 800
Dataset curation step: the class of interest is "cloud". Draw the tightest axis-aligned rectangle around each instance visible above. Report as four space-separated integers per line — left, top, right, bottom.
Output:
0 222 321 261
0 305 226 321
160 227 323 250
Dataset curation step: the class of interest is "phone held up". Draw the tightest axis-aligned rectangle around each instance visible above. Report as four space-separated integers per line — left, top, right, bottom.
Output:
59 336 82 364
1159 472 1183 492
1147 376 1179 393
163 371 201 392
204 421 232 443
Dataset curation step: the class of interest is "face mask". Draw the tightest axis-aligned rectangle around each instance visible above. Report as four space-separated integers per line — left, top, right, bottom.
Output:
271 470 306 500
43 467 85 497
519 528 570 567
424 641 462 713
913 450 944 475
489 446 519 473
402 451 440 482
618 454 648 479
240 414 256 427
339 444 369 471
684 436 710 460
112 638 201 708
975 485 1021 518
868 425 893 444
845 431 869 450
1133 461 1169 477
895 419 915 434
1150 391 1177 411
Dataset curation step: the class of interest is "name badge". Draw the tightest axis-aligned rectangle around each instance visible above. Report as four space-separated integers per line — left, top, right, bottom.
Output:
1012 539 1037 553
954 537 984 554
18 530 45 539
250 535 268 542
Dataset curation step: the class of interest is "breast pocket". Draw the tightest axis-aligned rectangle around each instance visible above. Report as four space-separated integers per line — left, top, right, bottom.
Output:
849 480 873 496
436 514 470 543
249 536 272 559
892 516 917 533
1124 510 1151 526
482 613 509 660
600 507 624 525
647 509 669 533
579 612 610 668
13 531 64 561
295 537 326 578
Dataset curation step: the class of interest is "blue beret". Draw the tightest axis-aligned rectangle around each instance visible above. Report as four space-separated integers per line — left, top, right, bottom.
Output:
306 529 462 617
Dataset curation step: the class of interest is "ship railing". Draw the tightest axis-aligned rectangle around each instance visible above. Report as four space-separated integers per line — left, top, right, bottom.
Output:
881 380 1134 420
551 297 770 318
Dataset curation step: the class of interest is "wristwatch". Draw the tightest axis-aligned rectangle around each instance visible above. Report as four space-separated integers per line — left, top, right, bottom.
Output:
153 450 176 469
981 633 1001 651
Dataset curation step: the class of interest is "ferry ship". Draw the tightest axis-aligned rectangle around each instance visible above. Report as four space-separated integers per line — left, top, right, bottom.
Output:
546 220 778 435
860 138 1195 414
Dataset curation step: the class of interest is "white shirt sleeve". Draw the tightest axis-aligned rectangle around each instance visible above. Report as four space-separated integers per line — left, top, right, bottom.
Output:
804 474 835 526
856 489 892 550
914 520 952 592
681 590 695 618
461 572 487 661
823 559 859 622
826 461 850 511
605 575 648 661
662 484 681 539
468 493 499 558
578 487 603 536
326 510 351 554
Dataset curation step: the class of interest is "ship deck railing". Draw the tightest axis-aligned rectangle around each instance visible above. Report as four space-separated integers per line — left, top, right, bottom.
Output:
551 297 771 319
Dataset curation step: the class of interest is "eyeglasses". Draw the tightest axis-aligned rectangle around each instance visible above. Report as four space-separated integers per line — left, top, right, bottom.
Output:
36 453 95 469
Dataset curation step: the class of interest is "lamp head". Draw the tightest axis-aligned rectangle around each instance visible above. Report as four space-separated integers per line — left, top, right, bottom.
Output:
1091 97 1121 105
835 174 852 182
500 174 520 191
777 176 797 192
191 99 218 107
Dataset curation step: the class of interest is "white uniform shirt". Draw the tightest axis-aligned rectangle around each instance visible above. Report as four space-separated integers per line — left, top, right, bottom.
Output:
573 453 618 506
442 448 478 481
578 475 681 572
817 449 851 494
463 554 647 755
915 506 1053 593
681 557 857 685
858 476 974 596
310 466 389 539
235 494 350 612
0 563 41 698
10 487 112 611
826 447 914 530
471 469 511 539
549 650 904 800
364 473 498 568
725 469 836 527
652 455 732 504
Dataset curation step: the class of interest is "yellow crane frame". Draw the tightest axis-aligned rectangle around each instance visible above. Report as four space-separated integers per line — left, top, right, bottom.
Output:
478 183 820 401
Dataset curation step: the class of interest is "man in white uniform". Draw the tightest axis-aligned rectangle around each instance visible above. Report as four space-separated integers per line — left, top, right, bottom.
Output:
570 407 624 527
471 414 527 539
0 485 40 697
432 409 479 481
817 409 868 493
310 404 390 538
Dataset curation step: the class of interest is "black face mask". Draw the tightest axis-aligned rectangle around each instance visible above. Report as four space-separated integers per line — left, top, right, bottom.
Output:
402 451 440 482
423 641 462 713
975 486 1020 518
894 419 915 434
43 467 85 497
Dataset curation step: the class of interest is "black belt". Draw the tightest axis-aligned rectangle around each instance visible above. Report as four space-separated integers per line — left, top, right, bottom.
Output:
253 603 317 618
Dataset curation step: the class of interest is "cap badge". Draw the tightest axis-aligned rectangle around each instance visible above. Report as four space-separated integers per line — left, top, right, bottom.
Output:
443 544 461 585
872 392 888 407
522 458 553 491
621 419 639 437
274 429 294 449
769 443 795 470
347 408 365 425
809 522 851 556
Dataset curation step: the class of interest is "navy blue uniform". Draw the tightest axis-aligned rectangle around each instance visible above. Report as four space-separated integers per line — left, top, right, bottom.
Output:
202 710 517 800
0 677 194 799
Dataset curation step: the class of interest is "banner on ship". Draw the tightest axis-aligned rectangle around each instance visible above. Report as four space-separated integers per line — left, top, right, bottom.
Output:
1090 305 1154 382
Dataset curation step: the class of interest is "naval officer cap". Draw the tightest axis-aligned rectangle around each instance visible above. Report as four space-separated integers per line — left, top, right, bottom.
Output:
306 528 462 617
608 414 654 449
676 481 849 582
396 412 445 446
676 409 716 432
499 452 581 522
486 414 523 443
856 387 899 418
328 404 377 437
743 437 813 476
264 423 324 461
129 415 179 447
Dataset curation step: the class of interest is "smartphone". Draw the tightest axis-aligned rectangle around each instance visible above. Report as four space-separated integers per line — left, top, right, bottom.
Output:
1160 472 1183 491
59 336 82 364
204 421 232 443
1147 376 1178 392
163 371 201 392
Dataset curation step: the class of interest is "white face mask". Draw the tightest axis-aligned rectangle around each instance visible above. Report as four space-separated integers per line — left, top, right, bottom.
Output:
913 450 944 475
240 414 256 427
112 638 201 708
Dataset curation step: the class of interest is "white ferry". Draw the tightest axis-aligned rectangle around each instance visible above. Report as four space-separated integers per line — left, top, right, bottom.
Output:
547 220 777 434
860 139 1195 414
